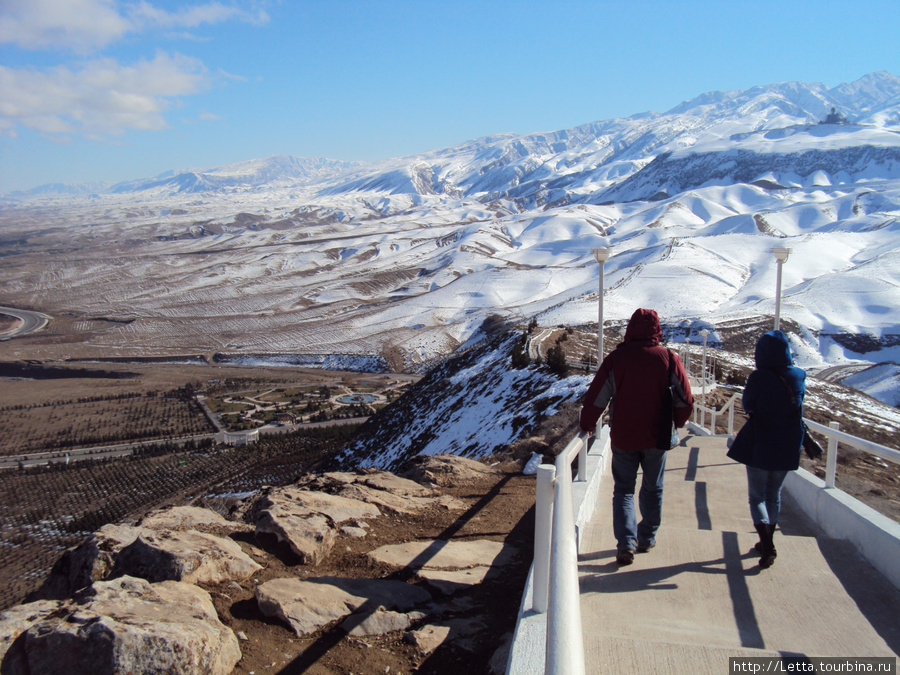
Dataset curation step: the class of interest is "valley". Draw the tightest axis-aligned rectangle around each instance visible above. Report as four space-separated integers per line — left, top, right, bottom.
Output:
2 71 900 672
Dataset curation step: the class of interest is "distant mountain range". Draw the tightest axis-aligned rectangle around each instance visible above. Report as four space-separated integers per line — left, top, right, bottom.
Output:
2 71 899 402
12 71 900 202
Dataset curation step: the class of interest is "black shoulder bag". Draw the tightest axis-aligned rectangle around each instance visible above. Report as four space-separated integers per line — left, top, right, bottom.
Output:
656 350 679 450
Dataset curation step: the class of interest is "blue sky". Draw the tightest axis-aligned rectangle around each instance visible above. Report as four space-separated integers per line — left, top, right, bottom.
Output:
2 0 899 193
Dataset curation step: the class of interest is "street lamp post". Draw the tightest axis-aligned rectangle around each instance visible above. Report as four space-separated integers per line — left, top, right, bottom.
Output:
592 247 610 365
699 328 710 406
772 247 791 331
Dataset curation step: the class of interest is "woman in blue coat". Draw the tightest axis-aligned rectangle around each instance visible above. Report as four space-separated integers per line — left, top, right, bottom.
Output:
727 330 806 568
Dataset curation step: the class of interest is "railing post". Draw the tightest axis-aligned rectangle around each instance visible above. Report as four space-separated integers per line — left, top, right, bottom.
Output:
825 420 840 489
533 464 556 613
545 458 586 675
577 436 587 482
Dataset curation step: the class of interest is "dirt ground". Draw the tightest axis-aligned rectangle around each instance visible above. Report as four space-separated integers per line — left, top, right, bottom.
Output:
2 324 900 674
202 464 537 675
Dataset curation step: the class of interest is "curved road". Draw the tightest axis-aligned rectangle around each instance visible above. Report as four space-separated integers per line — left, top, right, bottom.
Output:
0 305 51 340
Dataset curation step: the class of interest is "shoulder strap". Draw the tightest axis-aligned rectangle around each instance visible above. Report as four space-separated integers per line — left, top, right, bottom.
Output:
775 371 800 410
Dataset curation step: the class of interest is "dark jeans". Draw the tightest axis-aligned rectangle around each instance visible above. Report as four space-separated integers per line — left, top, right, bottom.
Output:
611 446 668 551
746 465 789 525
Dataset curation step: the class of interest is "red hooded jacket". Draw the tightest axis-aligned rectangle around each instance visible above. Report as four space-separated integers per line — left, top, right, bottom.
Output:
579 308 694 451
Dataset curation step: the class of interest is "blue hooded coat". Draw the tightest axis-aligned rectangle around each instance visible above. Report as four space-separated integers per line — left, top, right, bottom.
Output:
729 330 806 471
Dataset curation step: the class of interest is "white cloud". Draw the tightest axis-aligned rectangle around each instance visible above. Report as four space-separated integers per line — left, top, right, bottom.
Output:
0 0 269 52
0 52 210 138
128 1 269 31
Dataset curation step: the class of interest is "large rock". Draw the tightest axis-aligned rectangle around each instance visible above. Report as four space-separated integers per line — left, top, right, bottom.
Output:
111 529 263 584
255 508 336 565
341 608 426 636
256 486 381 524
0 576 240 675
332 482 437 515
404 617 486 656
401 455 499 487
0 600 59 670
357 471 436 498
367 539 517 570
251 485 383 564
256 576 431 637
33 524 145 600
138 505 244 532
417 566 494 595
36 506 249 600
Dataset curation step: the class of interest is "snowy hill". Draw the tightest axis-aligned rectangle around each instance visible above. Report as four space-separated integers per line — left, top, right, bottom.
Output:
332 333 590 471
1 71 899 395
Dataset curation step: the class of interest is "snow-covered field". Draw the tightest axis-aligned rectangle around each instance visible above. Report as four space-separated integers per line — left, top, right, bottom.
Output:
1 72 898 404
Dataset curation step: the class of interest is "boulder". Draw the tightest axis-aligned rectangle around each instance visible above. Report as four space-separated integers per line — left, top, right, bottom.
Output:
33 524 145 600
417 566 494 595
257 486 381 524
367 539 517 570
254 509 336 566
401 455 499 487
404 617 486 656
138 505 244 532
0 600 59 669
341 608 426 636
332 482 436 515
0 576 240 675
358 471 436 498
256 576 431 637
111 529 263 584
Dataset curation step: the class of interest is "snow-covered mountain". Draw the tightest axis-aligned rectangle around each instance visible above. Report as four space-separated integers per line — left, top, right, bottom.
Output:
1 72 899 402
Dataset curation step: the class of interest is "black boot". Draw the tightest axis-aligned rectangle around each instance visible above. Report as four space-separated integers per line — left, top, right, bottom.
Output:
763 523 778 567
753 523 766 553
754 522 776 568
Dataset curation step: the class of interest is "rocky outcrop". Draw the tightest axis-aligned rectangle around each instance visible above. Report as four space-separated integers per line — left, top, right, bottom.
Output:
1 576 240 675
7 455 518 673
111 529 263 584
401 454 501 487
250 468 466 565
33 524 144 600
35 507 255 600
250 486 381 565
256 576 432 637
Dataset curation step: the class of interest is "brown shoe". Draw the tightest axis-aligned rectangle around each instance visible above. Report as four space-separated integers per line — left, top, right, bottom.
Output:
616 548 635 565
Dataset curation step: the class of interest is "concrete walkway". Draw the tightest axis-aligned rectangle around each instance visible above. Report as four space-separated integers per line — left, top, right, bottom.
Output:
578 434 900 673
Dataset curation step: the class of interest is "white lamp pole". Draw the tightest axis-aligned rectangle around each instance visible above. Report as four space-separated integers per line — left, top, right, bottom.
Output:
772 247 791 331
699 328 710 405
684 337 690 377
592 247 610 365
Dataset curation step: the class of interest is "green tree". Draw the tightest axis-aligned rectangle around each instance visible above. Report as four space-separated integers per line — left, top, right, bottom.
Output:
546 345 568 376
511 341 530 369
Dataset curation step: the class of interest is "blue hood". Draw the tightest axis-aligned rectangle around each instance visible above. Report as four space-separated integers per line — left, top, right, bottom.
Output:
754 330 794 370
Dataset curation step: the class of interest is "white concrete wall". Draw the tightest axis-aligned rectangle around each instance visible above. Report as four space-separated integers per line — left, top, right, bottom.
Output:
785 468 900 590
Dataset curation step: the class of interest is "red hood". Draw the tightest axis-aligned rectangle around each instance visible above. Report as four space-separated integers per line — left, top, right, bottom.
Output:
624 308 662 346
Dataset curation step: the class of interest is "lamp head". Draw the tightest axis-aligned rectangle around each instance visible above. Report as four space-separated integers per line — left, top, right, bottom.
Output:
699 329 710 338
592 247 610 263
772 246 791 263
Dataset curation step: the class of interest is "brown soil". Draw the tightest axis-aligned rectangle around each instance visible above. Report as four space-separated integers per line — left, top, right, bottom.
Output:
0 315 19 333
204 465 536 675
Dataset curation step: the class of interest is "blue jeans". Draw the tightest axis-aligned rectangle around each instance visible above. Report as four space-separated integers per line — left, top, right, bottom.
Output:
611 446 668 550
746 466 789 525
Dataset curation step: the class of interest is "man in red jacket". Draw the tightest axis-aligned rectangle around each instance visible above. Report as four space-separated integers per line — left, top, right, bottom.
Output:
580 308 694 565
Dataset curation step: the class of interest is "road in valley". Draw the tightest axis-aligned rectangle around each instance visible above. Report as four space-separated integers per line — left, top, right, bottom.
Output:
0 306 51 340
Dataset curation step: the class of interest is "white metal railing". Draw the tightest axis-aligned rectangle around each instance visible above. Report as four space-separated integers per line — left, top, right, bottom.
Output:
691 393 740 436
804 418 900 488
534 430 589 675
691 396 900 487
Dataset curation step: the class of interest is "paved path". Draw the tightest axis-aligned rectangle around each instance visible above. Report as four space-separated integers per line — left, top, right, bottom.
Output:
578 434 900 673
